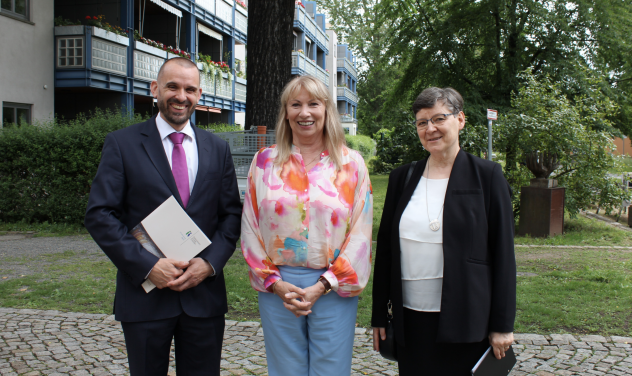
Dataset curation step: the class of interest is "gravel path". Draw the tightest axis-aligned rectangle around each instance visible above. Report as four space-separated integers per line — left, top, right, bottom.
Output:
0 235 105 279
0 235 102 260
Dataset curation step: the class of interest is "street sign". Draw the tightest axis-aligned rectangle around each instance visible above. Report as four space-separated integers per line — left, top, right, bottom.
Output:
487 109 498 121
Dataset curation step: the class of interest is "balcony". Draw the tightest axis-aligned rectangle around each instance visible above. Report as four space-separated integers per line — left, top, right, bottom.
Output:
198 68 235 100
134 41 167 83
337 86 358 104
337 57 357 78
293 5 329 53
340 114 355 123
196 0 245 39
235 77 247 103
55 25 130 91
291 52 329 87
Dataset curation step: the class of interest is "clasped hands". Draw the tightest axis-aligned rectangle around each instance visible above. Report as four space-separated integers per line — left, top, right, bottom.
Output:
148 257 214 292
273 280 325 318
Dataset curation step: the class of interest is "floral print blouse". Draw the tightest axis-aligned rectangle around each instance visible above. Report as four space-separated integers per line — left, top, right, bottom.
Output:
241 145 373 297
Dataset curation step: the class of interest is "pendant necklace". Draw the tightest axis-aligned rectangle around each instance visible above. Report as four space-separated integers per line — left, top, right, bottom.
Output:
426 158 444 232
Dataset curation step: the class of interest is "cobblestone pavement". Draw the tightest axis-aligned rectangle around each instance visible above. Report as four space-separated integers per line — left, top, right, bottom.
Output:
2 308 632 376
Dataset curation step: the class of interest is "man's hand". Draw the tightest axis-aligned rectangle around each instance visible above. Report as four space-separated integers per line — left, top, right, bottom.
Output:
167 258 214 292
283 282 325 317
148 258 189 289
489 332 514 359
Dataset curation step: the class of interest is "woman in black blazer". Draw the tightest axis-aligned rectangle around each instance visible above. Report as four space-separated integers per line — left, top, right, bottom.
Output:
371 87 516 375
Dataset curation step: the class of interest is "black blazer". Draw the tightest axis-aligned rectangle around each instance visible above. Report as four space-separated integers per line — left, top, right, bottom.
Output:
371 150 516 345
85 116 242 322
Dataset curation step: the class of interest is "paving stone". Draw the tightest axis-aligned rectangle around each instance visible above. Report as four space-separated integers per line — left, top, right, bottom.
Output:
3 309 631 375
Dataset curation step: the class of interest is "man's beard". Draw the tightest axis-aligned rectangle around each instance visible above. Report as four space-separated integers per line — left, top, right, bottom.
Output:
158 98 195 126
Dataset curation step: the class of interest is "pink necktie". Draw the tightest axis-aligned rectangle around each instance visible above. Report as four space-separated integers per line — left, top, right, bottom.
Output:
169 132 190 208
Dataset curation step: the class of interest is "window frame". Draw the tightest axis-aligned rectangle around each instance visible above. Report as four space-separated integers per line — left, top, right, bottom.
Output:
2 102 31 128
56 36 86 69
0 0 29 21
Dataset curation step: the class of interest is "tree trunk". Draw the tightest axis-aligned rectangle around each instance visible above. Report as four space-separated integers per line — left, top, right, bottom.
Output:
245 0 295 130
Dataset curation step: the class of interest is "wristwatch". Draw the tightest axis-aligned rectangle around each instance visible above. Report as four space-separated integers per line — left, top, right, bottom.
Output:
318 276 332 295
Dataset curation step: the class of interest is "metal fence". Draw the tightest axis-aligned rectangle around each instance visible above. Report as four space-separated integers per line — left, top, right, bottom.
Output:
212 129 276 177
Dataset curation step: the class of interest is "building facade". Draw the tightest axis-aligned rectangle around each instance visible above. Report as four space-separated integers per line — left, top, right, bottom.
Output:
325 31 358 135
290 1 330 90
1 0 359 130
49 0 247 127
1 0 55 127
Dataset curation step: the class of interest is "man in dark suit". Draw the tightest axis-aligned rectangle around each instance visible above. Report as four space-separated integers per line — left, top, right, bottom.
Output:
85 57 241 375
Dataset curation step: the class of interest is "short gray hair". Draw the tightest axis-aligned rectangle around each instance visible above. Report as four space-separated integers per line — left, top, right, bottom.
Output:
412 87 464 115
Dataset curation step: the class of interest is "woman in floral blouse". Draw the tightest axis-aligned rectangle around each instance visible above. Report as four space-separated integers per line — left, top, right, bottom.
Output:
241 75 373 375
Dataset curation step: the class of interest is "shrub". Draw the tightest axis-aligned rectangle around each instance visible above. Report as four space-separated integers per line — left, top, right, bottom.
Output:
198 122 242 133
0 109 145 224
345 134 376 162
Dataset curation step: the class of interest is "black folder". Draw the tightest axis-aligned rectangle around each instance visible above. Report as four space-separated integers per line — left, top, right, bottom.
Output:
471 346 516 376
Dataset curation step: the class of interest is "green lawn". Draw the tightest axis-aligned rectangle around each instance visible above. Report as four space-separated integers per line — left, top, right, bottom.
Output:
370 174 389 241
0 221 89 237
515 214 632 247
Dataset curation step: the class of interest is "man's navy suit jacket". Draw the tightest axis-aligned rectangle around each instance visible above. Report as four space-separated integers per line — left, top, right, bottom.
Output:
85 116 242 323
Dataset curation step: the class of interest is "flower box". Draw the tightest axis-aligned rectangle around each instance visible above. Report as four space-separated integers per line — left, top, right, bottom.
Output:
236 4 247 16
54 25 84 36
135 41 167 59
235 76 247 85
222 0 233 6
92 26 129 46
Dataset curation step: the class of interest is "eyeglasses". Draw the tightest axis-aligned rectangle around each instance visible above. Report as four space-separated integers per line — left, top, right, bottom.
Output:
412 113 458 129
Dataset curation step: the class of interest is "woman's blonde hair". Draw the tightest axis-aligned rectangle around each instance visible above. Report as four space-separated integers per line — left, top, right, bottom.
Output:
274 75 347 170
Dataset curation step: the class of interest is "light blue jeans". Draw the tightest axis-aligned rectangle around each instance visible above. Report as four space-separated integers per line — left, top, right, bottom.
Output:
258 266 359 376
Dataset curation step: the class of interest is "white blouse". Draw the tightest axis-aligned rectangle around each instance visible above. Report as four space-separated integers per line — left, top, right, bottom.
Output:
399 176 449 312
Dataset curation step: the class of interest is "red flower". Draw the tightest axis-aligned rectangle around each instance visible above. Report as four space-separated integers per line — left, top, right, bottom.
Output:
93 16 98 20
85 16 91 19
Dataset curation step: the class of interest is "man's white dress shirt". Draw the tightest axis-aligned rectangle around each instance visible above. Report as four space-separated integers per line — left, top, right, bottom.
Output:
156 113 198 193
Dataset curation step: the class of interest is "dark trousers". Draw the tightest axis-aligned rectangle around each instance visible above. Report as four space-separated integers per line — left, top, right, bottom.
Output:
121 312 225 376
397 309 489 376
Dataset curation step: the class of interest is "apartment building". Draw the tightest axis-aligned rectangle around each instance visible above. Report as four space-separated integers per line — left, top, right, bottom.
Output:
1 0 55 126
1 0 359 130
325 30 358 135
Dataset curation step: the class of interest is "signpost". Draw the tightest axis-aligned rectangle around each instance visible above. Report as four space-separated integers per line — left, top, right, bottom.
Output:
487 109 498 161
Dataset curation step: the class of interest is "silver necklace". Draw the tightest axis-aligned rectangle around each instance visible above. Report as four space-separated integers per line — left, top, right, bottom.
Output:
425 159 444 232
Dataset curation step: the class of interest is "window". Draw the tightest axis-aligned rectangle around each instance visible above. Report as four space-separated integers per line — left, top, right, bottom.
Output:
57 37 84 68
1 0 28 19
2 102 31 127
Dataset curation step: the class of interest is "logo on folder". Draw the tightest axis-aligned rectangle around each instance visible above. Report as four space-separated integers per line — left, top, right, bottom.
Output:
186 231 192 237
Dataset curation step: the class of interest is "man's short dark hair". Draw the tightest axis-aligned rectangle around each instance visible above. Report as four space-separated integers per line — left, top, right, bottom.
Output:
412 87 464 115
156 57 200 83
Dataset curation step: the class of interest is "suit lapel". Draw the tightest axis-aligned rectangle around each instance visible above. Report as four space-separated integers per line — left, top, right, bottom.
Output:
141 117 183 206
188 125 210 207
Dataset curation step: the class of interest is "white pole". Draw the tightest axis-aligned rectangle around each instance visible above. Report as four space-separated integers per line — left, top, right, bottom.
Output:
488 119 493 161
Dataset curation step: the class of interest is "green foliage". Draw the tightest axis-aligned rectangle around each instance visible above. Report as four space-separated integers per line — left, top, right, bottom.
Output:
0 109 144 224
344 134 376 162
0 221 88 237
198 122 242 133
496 70 630 217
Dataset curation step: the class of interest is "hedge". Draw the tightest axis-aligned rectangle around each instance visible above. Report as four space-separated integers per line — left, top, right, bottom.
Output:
0 110 145 224
345 134 376 163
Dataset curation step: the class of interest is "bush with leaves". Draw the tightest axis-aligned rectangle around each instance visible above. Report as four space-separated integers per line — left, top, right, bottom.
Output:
495 70 629 217
198 122 242 133
345 134 376 162
370 115 487 174
0 109 145 224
